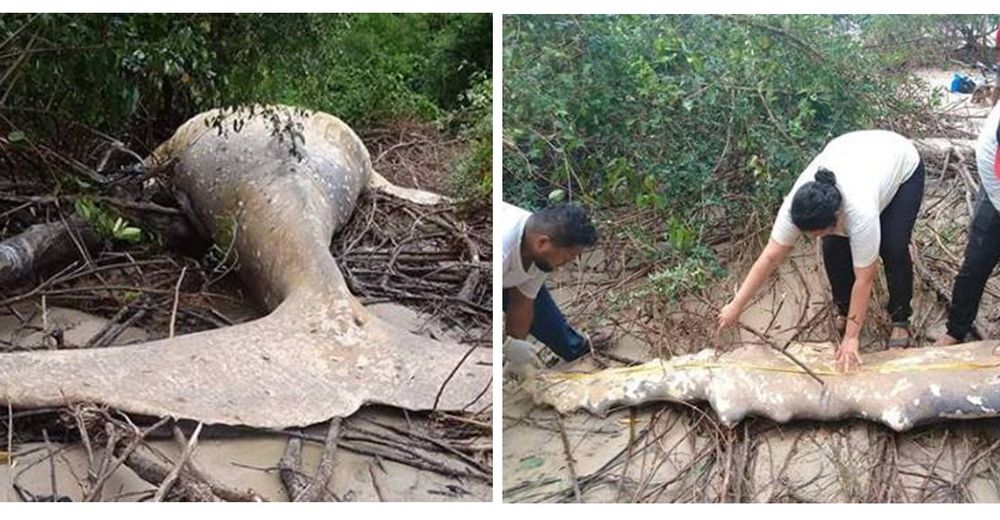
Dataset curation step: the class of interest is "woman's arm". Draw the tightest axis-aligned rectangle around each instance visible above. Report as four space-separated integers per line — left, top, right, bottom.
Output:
717 239 793 333
836 261 878 372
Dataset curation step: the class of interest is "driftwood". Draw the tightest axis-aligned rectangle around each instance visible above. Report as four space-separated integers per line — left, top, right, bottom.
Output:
278 434 309 500
277 419 341 502
0 215 97 287
0 106 491 428
122 443 222 502
529 341 1000 432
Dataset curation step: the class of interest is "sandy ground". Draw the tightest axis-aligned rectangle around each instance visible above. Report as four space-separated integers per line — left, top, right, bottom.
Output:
914 67 994 111
503 68 1000 503
2 409 488 502
0 302 490 502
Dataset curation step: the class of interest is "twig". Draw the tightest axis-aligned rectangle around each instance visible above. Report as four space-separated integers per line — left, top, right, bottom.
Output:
123 444 219 502
555 413 582 502
168 266 187 338
86 416 170 501
6 403 13 502
151 421 202 502
737 322 826 387
368 463 385 501
41 429 57 501
912 245 984 340
361 418 491 476
170 426 264 502
432 344 480 410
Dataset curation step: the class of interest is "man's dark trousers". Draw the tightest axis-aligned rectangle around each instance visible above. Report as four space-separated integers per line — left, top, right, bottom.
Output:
502 286 588 361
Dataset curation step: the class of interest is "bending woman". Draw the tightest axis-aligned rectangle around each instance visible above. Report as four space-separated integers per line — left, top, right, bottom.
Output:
717 130 925 372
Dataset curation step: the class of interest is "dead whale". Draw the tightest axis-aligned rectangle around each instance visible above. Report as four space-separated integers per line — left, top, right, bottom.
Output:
528 341 1000 431
0 106 491 428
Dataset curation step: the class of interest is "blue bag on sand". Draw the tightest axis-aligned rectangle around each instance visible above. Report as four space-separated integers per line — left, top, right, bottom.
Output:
950 73 963 92
950 73 976 94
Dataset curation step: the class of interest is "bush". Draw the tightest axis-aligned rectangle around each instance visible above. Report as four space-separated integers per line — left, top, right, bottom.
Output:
849 15 999 69
503 15 926 216
504 14 949 300
447 74 493 205
0 13 492 145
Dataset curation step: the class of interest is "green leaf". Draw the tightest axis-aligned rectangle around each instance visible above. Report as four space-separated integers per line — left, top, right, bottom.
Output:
548 189 566 203
119 290 140 303
74 198 94 220
7 131 25 143
519 456 544 470
116 226 142 242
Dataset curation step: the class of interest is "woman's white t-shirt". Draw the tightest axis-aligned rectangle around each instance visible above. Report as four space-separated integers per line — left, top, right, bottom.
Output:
500 201 548 299
770 130 921 267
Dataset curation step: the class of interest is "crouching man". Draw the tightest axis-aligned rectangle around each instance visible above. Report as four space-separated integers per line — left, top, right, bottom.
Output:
501 201 604 368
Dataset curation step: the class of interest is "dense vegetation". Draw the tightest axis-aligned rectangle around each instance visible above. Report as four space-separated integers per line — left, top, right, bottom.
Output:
0 13 491 203
853 15 999 69
504 14 998 299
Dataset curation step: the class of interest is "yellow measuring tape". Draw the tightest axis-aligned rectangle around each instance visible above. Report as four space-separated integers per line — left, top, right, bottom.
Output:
547 358 1000 382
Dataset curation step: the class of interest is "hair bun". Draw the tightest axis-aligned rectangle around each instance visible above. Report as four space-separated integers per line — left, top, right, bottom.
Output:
815 167 836 186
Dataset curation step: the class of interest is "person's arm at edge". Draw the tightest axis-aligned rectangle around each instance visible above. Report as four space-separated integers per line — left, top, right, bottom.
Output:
717 239 793 333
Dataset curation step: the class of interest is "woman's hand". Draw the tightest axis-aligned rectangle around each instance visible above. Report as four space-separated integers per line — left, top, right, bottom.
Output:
835 336 862 372
716 240 792 339
716 301 743 336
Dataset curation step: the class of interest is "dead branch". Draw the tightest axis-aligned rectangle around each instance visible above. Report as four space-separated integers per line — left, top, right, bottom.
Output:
294 418 342 502
0 216 98 287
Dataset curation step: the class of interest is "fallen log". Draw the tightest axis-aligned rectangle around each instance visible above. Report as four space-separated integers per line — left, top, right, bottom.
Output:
0 216 97 287
912 138 976 160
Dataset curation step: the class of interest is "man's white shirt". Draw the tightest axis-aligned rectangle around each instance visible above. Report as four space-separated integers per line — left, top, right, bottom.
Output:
500 201 547 299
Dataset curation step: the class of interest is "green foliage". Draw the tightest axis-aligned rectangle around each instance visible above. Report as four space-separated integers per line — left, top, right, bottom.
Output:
848 15 999 69
0 13 491 137
504 15 922 214
0 13 493 218
74 197 144 243
504 14 942 301
641 250 725 300
216 14 491 126
619 216 725 301
446 74 493 204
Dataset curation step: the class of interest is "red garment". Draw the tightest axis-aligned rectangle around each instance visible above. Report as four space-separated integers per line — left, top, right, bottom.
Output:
996 144 1000 180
